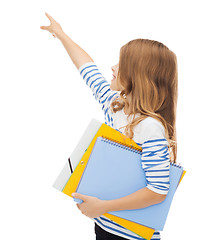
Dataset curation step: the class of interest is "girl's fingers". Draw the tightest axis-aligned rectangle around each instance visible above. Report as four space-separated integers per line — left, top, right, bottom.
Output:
40 25 49 31
45 12 55 23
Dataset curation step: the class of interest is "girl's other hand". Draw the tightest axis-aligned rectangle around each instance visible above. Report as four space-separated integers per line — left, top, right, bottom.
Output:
40 12 63 38
72 192 108 219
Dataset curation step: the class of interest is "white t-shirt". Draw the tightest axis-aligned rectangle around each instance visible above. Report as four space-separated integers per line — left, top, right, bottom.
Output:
79 62 170 240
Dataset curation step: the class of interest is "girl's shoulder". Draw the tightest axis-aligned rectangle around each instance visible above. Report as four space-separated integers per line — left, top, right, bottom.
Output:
139 116 164 129
138 116 166 143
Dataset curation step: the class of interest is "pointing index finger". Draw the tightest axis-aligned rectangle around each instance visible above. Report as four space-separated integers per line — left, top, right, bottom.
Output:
45 12 54 22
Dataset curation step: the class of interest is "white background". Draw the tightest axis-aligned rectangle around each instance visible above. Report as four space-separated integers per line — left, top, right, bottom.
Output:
1 0 224 239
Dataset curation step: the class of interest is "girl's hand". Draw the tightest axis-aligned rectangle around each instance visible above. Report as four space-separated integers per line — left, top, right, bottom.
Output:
72 192 108 218
40 12 63 38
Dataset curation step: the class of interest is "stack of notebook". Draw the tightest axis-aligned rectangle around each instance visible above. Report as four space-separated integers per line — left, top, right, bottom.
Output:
53 118 186 240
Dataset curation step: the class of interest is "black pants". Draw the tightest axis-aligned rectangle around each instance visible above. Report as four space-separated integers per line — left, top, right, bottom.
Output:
94 223 128 240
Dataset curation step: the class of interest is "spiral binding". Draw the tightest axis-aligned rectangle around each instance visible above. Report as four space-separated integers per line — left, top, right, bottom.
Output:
170 161 182 168
100 135 142 155
99 136 182 167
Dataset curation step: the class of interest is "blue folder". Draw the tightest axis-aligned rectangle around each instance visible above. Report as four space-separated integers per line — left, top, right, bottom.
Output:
73 136 183 231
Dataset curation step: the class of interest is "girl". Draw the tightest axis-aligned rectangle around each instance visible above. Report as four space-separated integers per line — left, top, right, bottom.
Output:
40 13 178 240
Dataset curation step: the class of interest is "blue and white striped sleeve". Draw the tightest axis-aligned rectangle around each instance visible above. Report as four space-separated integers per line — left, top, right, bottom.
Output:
141 120 170 195
78 62 120 126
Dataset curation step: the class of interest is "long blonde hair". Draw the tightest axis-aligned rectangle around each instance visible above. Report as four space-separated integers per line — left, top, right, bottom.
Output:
111 38 178 163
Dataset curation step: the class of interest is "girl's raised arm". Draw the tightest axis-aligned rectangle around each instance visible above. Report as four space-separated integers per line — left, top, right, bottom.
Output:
40 13 93 69
41 13 120 127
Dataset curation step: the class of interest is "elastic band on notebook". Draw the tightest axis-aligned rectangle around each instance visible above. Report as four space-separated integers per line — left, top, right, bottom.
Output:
68 158 73 173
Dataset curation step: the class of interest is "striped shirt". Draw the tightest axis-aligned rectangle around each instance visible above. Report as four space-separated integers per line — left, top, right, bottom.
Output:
79 62 170 240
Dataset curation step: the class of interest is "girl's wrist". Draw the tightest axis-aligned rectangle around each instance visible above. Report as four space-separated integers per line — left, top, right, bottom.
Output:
57 30 65 40
102 199 112 214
